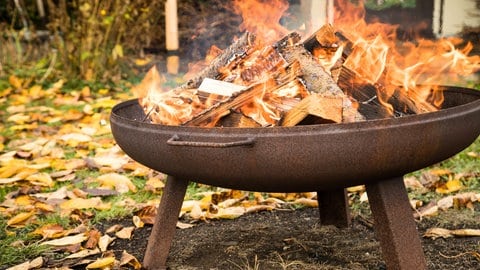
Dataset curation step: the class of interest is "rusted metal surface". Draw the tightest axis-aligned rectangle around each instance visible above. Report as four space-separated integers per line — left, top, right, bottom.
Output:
111 86 480 192
317 189 351 227
143 176 189 269
110 86 480 269
366 177 427 270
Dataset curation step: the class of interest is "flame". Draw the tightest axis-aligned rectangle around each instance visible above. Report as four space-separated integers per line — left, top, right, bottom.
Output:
232 0 290 45
331 0 480 114
135 0 480 126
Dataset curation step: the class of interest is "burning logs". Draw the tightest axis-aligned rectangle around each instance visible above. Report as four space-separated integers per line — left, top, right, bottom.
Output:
135 25 442 128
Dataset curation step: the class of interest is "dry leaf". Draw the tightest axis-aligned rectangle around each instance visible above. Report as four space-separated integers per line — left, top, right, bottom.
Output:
436 179 463 194
105 224 123 234
115 226 135 239
41 233 87 246
132 216 144 228
96 173 137 193
176 221 195 229
64 248 101 259
120 250 141 269
84 230 102 249
60 197 111 210
98 234 115 252
7 211 35 227
209 206 245 219
86 257 116 269
32 224 66 239
424 228 480 240
26 173 54 187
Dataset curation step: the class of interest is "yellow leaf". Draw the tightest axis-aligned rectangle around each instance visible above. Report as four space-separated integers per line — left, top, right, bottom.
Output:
60 197 111 210
41 233 87 246
429 168 452 176
208 206 245 219
97 173 137 193
15 195 34 206
436 179 463 194
0 159 26 178
86 257 116 269
134 57 152 66
9 75 23 89
26 173 54 187
145 177 165 192
112 44 124 60
7 211 35 227
32 224 66 239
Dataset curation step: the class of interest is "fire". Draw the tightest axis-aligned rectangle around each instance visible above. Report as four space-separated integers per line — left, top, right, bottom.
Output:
232 0 290 45
134 0 480 126
330 0 480 113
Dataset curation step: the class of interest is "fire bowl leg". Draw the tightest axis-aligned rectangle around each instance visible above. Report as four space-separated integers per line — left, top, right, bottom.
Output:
317 188 351 227
365 177 427 270
143 175 189 270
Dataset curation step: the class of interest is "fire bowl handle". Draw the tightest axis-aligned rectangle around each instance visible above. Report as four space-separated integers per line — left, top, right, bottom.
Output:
167 134 255 148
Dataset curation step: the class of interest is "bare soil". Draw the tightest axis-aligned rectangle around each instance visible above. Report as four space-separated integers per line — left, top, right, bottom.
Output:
95 206 479 270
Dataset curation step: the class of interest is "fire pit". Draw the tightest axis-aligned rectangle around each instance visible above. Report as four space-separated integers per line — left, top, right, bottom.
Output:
111 86 480 269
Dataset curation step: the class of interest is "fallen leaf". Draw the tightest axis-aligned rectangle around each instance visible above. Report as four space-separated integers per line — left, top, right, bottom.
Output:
84 230 102 249
41 233 87 246
208 206 245 219
7 211 35 227
86 257 116 269
60 197 111 210
64 248 101 259
105 224 123 234
424 228 480 240
132 216 144 228
115 226 135 239
98 234 115 252
436 179 463 194
26 173 54 187
176 221 195 229
120 250 141 270
96 173 137 193
32 224 66 239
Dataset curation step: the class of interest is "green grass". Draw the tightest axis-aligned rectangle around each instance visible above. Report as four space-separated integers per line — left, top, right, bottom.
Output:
0 217 50 267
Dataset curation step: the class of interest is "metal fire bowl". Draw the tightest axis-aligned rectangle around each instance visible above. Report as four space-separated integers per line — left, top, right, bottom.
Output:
110 86 480 192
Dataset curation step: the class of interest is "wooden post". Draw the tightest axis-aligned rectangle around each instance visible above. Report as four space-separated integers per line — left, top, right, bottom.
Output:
165 0 179 74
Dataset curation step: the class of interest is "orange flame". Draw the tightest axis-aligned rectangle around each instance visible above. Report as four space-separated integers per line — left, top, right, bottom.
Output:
135 0 480 126
232 0 290 45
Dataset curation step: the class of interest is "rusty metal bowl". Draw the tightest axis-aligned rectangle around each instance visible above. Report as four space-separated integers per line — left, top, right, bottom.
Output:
110 86 480 192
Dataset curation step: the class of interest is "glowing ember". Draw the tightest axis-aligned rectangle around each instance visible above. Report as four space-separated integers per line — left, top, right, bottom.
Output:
134 0 480 127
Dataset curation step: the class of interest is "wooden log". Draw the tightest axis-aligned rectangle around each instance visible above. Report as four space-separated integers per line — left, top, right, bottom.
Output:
303 24 338 52
179 32 256 90
277 44 365 122
215 111 262 128
183 63 304 127
280 94 343 126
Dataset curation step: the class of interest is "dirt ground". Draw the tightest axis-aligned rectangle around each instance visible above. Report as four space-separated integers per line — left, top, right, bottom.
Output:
94 205 479 270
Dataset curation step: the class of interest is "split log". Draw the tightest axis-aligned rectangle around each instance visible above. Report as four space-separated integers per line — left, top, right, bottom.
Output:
280 94 343 126
277 43 365 122
215 111 261 128
303 24 338 52
179 32 256 89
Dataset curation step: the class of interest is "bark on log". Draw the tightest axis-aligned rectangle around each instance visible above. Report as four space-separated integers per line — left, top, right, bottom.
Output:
179 32 256 90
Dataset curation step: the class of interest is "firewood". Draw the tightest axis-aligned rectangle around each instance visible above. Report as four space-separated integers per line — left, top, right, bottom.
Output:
277 44 345 97
215 111 261 128
303 24 338 52
280 94 343 126
332 30 438 115
183 63 304 127
179 32 256 89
